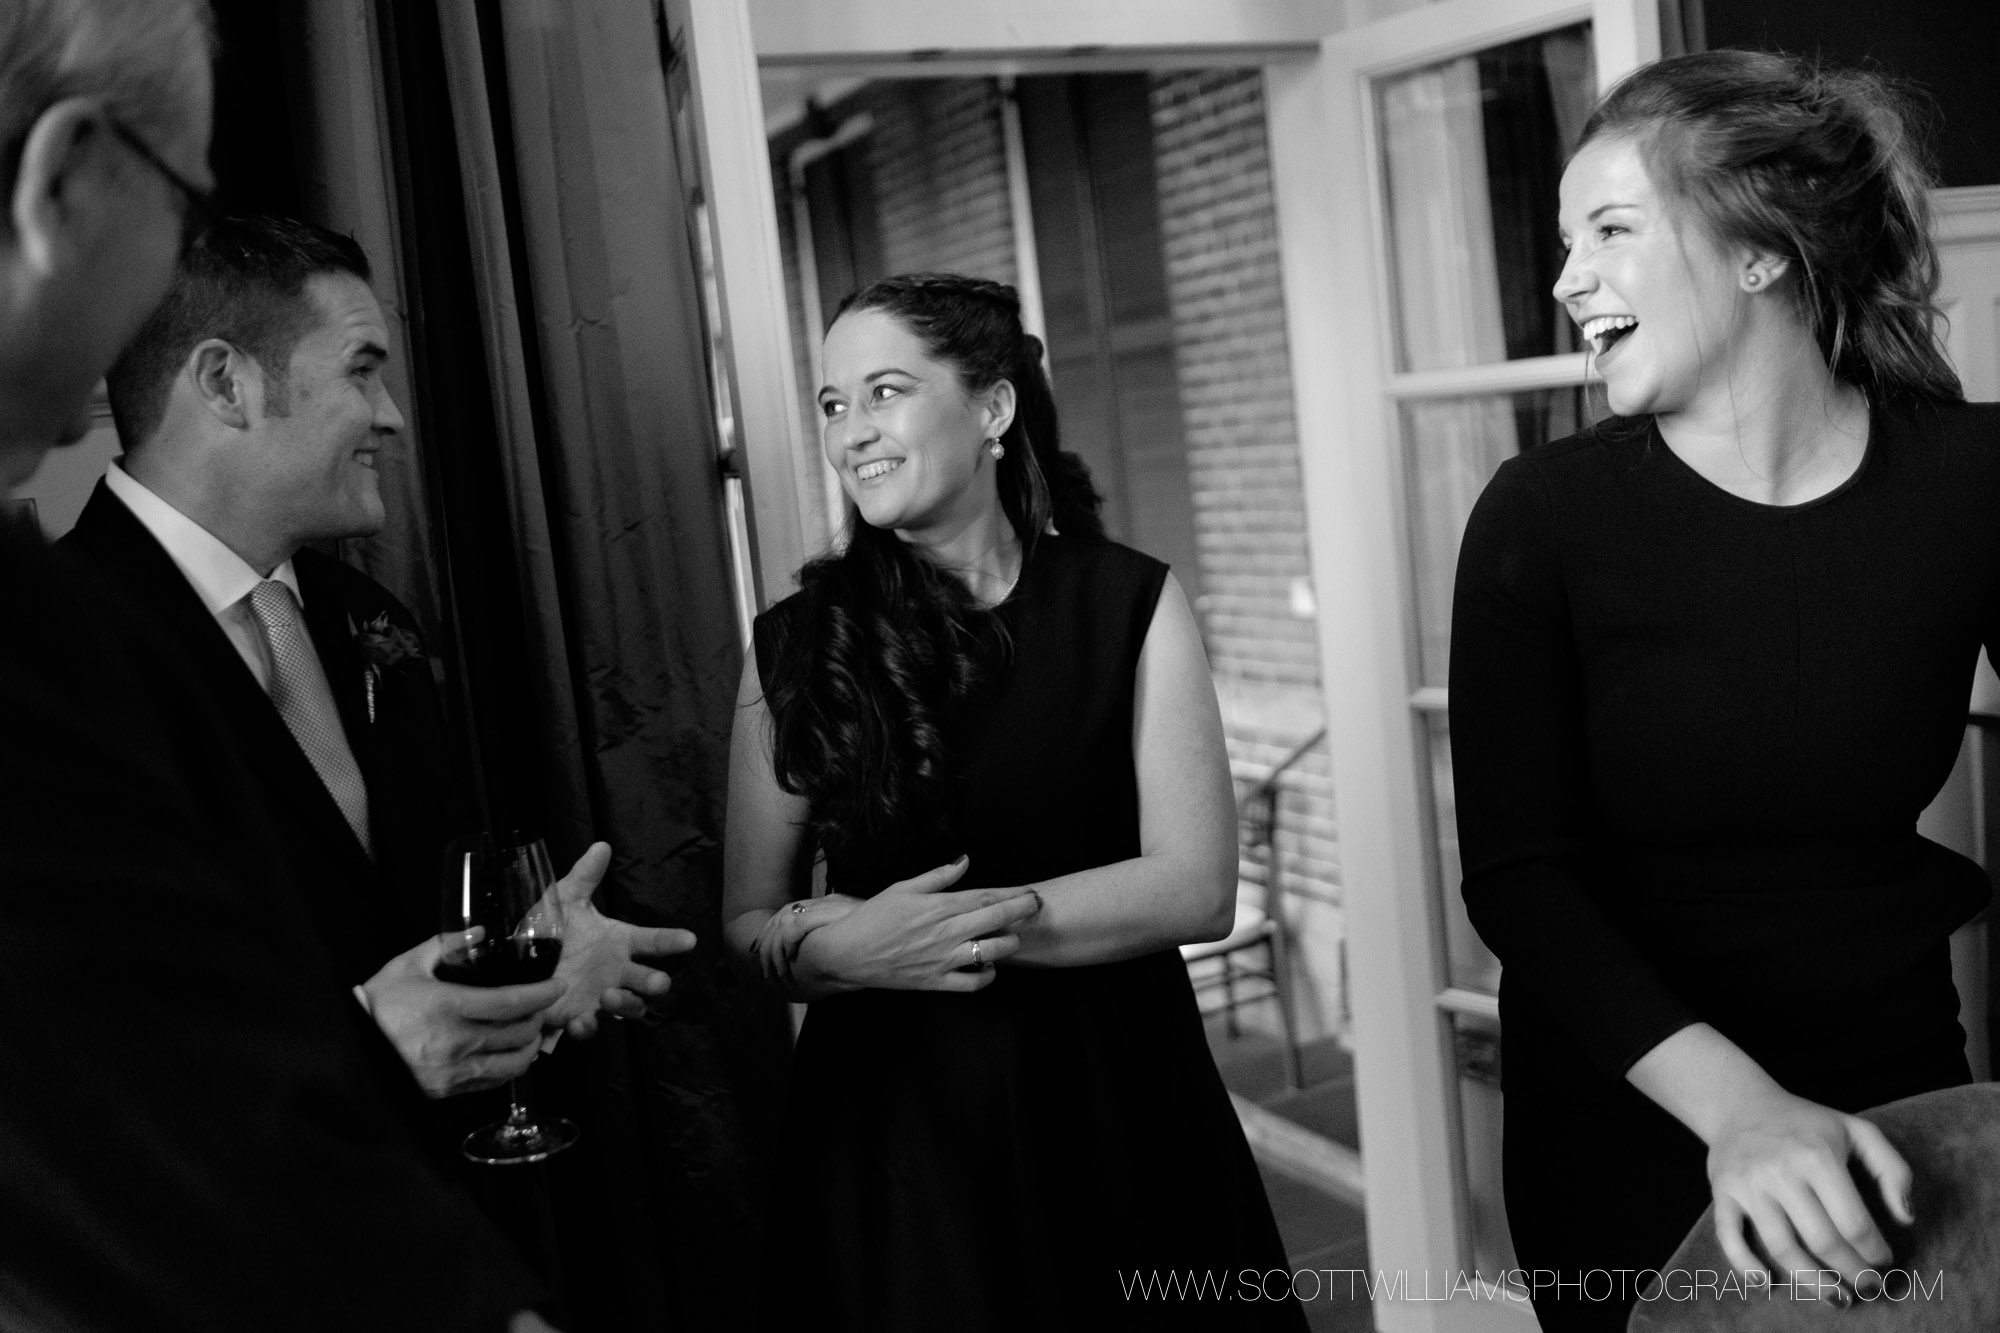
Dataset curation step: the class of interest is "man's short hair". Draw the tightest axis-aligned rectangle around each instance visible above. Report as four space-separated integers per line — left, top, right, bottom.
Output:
107 215 373 449
0 0 213 172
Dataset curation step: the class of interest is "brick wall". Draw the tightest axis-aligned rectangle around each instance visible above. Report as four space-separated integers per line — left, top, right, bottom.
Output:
769 71 1346 1032
1151 70 1340 1000
769 79 1018 561
863 81 1018 282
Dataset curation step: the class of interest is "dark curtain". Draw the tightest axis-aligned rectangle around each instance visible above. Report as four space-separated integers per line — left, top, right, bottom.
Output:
260 2 791 1327
207 0 305 218
419 1 792 1324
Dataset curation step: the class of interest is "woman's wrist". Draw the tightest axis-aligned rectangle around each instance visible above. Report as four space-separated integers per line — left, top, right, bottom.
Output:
1627 1023 1794 1147
723 908 774 971
1701 1074 1806 1148
792 927 863 998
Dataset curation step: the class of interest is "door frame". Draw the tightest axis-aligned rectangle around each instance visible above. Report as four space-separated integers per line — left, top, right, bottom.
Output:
1267 3 1654 1326
660 3 1654 1327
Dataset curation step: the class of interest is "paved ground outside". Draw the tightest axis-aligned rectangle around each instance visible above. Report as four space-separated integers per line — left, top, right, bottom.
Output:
1208 1019 1374 1333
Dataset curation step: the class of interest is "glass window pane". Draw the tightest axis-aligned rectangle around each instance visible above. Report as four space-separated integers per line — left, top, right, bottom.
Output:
1451 1012 1519 1280
1426 712 1497 995
1406 386 1606 689
1376 24 1597 373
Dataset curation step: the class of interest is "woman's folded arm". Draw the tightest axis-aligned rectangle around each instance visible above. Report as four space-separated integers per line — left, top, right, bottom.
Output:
1007 573 1239 967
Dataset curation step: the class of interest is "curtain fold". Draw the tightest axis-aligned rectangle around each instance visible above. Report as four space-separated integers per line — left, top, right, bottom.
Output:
288 0 446 637
431 0 594 843
350 0 791 1325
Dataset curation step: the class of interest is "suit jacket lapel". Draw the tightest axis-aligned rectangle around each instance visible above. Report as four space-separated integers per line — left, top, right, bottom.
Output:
64 484 383 890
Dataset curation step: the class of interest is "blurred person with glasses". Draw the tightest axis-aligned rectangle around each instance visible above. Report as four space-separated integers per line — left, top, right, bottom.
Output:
106 109 216 253
0 3 558 1329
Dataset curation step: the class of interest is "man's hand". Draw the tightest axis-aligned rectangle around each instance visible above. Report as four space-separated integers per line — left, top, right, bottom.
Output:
359 933 564 1098
546 842 698 1038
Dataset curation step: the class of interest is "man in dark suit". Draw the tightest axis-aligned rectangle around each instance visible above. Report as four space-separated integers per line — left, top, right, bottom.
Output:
1 2 554 1328
66 214 690 1100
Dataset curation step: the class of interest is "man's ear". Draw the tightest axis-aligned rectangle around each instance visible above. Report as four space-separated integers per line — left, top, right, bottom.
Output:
189 339 255 430
8 98 117 275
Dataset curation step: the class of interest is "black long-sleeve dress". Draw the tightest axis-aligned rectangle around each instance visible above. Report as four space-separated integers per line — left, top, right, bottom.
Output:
753 536 1302 1332
1449 399 2000 1331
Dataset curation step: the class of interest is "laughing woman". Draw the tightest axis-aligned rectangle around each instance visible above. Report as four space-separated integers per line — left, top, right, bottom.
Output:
1449 51 1998 1332
723 274 1301 1332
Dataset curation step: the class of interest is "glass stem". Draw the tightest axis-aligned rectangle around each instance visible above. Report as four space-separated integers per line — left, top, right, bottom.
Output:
505 1080 532 1129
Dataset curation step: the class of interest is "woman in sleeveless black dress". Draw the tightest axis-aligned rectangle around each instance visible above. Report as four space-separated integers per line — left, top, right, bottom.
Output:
723 274 1301 1331
1448 51 1990 1332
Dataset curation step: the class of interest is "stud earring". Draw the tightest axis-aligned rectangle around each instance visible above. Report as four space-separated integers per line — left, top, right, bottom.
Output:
988 438 1005 460
1745 272 1763 288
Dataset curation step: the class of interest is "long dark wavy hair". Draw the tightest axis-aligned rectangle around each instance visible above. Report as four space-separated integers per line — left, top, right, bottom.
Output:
1580 49 1961 403
763 273 1106 867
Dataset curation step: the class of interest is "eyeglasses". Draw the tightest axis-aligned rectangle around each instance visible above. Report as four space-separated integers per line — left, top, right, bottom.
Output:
106 115 215 256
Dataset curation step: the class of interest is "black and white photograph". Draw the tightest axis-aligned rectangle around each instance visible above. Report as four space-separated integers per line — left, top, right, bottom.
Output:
4 2 1999 1331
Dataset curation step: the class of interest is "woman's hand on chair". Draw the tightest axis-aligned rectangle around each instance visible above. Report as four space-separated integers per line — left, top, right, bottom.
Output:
793 856 1043 993
1705 1087 1914 1300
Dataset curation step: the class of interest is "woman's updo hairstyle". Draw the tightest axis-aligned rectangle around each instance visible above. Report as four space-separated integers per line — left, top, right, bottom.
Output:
1580 49 1961 403
830 272 1105 549
762 273 1105 871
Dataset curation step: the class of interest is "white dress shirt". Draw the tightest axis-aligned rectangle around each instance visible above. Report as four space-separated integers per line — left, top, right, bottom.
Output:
102 461 305 694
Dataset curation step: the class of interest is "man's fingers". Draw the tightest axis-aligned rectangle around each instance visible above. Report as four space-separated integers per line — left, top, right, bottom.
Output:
417 927 482 973
565 1012 601 1040
616 962 673 996
461 1012 547 1055
600 987 650 1018
556 841 614 905
627 925 697 959
1848 1116 1915 1226
881 856 971 895
446 976 565 1022
423 1025 544 1096
473 1043 541 1088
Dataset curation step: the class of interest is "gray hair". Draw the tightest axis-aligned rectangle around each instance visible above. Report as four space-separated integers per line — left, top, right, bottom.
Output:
0 0 214 165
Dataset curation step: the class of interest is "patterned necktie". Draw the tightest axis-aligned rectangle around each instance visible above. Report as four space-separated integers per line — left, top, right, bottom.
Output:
248 580 372 854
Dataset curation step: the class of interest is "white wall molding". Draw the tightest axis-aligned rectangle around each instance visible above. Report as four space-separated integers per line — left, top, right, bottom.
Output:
1934 183 2000 404
750 0 1341 63
1936 184 2000 246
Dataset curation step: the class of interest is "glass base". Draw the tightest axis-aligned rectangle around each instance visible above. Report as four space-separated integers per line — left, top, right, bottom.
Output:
462 1115 579 1166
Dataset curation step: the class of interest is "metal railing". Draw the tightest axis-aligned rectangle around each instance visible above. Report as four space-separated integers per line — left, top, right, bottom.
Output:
1237 726 1334 909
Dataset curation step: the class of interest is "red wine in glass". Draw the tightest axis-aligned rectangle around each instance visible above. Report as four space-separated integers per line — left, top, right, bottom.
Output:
433 936 563 987
438 833 577 1165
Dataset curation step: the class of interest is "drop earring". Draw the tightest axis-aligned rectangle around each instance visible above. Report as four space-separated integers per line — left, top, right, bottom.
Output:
987 437 1005 461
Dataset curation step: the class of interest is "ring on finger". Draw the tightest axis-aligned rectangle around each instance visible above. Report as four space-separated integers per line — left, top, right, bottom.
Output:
970 938 984 969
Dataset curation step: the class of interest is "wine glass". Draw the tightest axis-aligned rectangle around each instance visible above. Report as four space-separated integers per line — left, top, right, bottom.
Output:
437 832 577 1164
